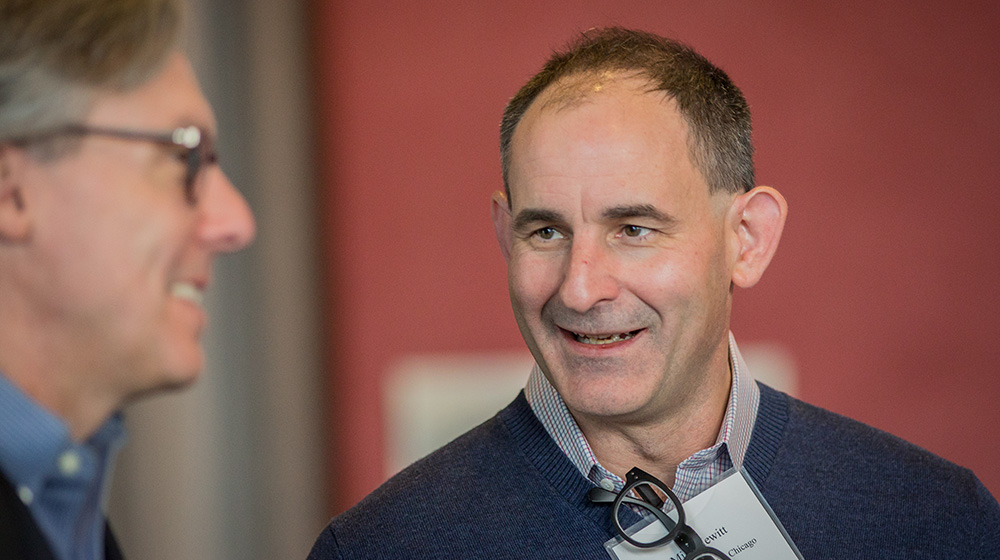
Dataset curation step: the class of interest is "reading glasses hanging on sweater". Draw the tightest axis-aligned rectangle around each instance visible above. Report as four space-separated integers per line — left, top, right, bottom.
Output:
589 467 731 559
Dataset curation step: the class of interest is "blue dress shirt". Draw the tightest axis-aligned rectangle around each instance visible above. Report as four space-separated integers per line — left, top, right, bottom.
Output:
0 372 125 560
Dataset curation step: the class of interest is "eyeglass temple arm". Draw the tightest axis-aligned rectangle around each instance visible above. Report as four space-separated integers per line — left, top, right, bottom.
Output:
635 484 663 507
588 486 661 505
588 487 678 530
587 487 618 503
588 485 664 509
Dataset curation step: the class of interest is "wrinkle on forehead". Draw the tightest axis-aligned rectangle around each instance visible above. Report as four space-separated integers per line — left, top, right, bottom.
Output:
518 73 710 205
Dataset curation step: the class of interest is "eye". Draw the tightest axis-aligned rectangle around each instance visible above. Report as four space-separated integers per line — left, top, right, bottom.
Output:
165 142 191 160
533 227 565 241
621 225 653 238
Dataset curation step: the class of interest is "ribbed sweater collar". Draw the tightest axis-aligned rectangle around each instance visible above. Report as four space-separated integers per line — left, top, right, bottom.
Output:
496 382 790 534
742 382 789 491
498 392 643 535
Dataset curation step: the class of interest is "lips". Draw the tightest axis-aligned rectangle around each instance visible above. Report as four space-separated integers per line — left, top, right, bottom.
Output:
570 329 642 345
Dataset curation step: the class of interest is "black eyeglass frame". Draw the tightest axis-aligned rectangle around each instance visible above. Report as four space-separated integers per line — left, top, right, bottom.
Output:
589 467 731 559
5 124 216 205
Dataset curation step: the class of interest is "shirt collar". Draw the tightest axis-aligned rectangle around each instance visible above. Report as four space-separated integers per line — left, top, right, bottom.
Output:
525 331 759 492
723 332 759 470
0 372 126 494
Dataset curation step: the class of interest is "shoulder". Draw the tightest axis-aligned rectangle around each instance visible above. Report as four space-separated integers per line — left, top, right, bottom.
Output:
309 394 614 560
757 383 980 485
309 412 511 558
750 384 1000 556
309 395 613 560
0 471 55 559
350 406 517 510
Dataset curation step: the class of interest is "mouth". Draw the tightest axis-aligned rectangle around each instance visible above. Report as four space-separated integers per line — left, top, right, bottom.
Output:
170 282 205 307
568 329 643 346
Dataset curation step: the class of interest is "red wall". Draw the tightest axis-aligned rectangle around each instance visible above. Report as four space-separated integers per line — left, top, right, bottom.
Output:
310 1 1000 513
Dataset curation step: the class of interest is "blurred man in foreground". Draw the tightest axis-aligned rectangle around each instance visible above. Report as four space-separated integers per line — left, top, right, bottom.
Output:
309 28 998 559
0 1 255 558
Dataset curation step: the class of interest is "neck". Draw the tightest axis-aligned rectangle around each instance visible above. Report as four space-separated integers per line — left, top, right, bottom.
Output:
575 358 732 488
1 357 119 443
0 304 119 442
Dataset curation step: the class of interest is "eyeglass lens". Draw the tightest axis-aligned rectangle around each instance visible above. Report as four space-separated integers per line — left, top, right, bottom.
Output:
183 145 201 203
613 479 683 548
181 134 219 205
603 468 732 558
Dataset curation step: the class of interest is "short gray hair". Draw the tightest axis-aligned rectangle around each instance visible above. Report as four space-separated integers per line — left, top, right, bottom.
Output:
0 0 183 143
501 28 754 200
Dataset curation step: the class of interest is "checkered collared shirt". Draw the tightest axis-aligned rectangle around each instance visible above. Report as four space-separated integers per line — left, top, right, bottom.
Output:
525 331 760 502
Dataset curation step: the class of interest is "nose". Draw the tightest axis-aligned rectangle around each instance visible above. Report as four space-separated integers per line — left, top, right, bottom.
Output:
557 237 619 313
197 168 256 253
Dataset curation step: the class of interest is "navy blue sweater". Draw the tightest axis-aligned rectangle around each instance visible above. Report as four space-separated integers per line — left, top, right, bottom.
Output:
309 384 1000 559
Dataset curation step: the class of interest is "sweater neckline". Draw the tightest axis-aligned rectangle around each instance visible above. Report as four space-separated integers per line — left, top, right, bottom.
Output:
497 383 789 537
499 392 639 535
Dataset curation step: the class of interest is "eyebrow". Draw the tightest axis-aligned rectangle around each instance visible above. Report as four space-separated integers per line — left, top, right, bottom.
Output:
513 208 565 231
602 204 676 225
513 204 677 231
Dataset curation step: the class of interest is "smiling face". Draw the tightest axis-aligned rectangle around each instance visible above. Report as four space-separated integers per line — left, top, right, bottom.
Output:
495 75 739 426
16 52 255 408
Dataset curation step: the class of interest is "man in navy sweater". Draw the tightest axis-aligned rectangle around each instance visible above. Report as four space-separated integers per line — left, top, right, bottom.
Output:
309 28 999 559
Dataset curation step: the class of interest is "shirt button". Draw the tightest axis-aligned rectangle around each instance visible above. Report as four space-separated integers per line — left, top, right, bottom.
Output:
58 450 81 476
17 486 33 505
599 478 615 491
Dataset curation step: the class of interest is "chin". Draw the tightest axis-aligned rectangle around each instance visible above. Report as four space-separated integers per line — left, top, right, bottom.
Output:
123 370 200 405
168 357 205 388
164 368 202 390
145 348 205 394
567 392 649 420
555 371 656 420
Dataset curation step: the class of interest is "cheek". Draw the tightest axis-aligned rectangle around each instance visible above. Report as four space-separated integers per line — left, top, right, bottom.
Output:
94 217 171 291
627 246 726 315
508 252 563 312
128 220 178 274
627 252 694 301
678 243 735 332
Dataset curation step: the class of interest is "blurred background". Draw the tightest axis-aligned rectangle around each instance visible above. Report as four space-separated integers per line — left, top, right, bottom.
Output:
107 1 1000 558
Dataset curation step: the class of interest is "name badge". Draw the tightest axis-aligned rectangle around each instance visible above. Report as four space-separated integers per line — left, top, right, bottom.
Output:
606 469 802 559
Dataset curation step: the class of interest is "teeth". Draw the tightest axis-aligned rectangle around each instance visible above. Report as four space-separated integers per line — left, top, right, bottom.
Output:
574 331 636 345
171 282 204 306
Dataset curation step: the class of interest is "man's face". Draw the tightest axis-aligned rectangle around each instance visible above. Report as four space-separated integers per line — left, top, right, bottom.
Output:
20 52 255 403
496 77 738 426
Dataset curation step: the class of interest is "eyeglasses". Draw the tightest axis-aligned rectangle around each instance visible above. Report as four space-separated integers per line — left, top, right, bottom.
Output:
7 124 216 205
589 467 731 559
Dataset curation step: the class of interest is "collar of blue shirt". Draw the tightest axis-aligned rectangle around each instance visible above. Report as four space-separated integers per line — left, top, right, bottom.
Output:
0 371 126 560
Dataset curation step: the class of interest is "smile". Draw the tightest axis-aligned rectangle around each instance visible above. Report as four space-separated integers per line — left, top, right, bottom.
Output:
570 329 642 346
171 282 205 306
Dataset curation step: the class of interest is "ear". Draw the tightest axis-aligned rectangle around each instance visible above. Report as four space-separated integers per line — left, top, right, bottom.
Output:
0 146 32 242
490 190 513 261
727 186 787 288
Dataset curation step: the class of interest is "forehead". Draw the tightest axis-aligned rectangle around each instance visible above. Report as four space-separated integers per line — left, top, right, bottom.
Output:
85 52 216 133
508 75 709 212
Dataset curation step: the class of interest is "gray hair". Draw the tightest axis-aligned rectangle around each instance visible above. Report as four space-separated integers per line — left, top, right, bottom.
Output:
501 27 754 200
0 0 183 143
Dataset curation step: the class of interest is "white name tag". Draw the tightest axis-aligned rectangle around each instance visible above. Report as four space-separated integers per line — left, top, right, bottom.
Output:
606 469 802 559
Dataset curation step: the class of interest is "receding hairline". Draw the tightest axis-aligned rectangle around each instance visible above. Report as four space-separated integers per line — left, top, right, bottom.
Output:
530 69 679 115
506 71 709 204
500 28 756 203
